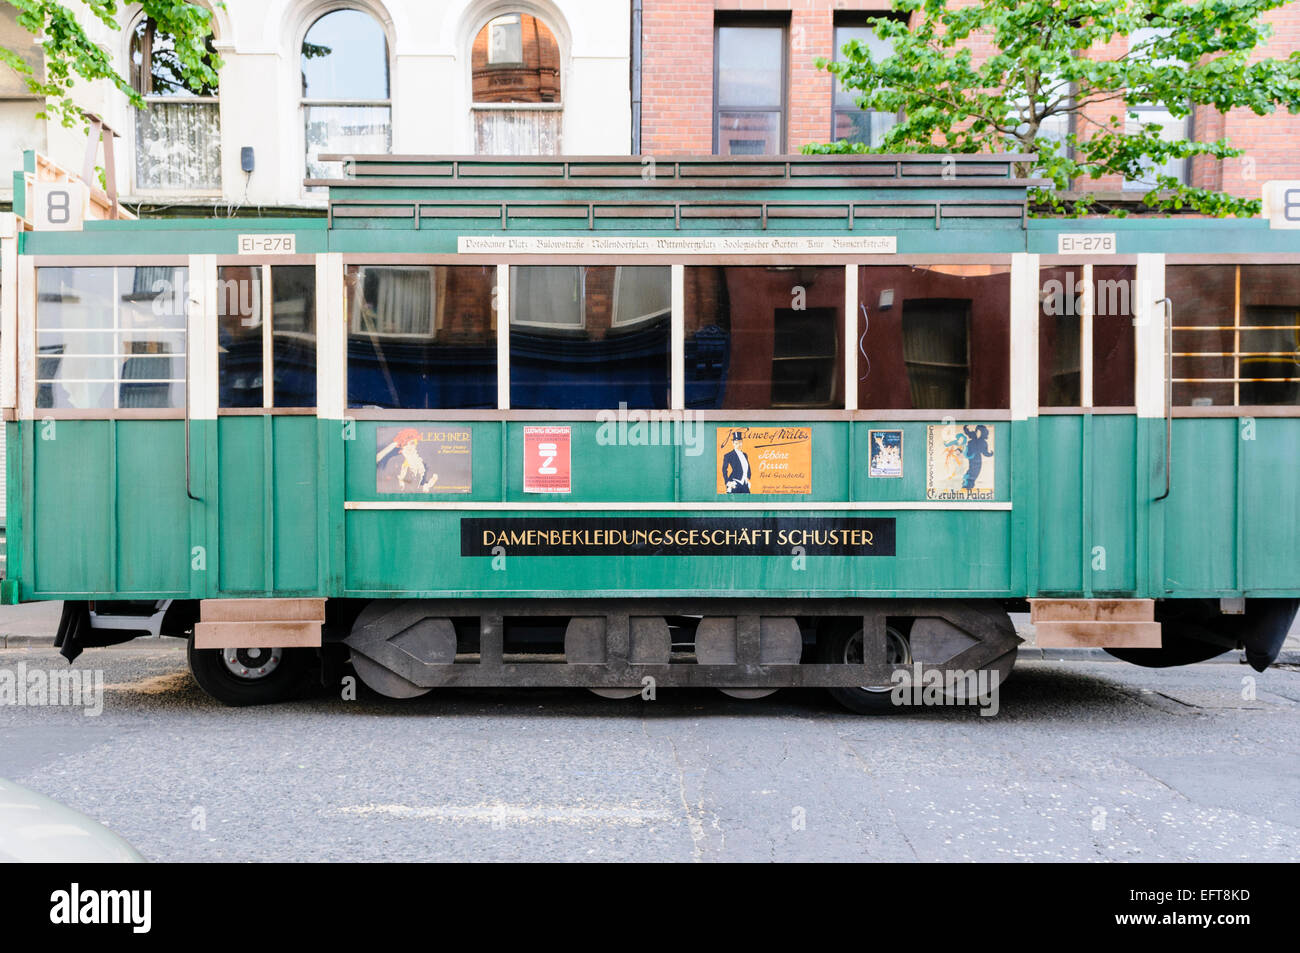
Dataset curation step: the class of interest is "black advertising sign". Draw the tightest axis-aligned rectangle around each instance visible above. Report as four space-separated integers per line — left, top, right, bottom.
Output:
461 517 895 557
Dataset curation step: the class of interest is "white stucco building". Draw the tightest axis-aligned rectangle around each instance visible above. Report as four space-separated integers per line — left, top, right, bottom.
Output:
0 0 633 210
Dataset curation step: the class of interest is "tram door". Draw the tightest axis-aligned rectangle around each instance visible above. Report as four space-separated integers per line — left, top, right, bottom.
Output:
1034 264 1140 595
211 262 321 596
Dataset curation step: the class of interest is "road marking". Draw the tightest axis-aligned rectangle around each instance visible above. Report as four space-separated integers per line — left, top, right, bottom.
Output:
332 802 673 826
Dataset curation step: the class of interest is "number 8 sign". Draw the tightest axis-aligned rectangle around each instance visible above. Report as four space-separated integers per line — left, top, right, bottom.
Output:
30 181 87 231
523 426 571 494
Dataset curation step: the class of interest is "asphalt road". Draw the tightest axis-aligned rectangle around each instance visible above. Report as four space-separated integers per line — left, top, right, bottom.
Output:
1 640 1297 862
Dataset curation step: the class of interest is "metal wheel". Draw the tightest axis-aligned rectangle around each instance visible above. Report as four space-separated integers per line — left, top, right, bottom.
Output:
187 637 306 707
820 621 911 715
843 625 911 693
220 646 283 680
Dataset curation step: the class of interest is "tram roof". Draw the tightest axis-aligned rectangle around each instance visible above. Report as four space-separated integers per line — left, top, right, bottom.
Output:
13 153 1300 258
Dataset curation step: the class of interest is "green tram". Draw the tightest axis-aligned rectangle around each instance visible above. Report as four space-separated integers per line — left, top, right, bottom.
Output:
2 152 1297 710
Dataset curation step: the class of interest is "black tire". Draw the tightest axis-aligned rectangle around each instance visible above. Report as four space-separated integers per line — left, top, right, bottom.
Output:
187 637 308 707
818 620 911 715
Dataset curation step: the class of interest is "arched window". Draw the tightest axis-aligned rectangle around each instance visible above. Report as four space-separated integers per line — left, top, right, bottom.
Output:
471 12 562 155
130 16 221 191
302 9 391 182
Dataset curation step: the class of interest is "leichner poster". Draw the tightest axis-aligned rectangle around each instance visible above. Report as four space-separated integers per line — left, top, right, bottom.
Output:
716 427 812 495
376 425 472 493
926 424 995 501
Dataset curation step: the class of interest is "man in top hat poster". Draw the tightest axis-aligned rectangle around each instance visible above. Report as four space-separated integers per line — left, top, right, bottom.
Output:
721 429 752 494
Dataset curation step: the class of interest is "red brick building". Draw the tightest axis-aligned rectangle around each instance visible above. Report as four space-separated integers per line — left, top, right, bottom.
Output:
638 0 1300 201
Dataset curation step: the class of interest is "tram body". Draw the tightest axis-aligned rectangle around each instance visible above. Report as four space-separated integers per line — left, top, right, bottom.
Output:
2 151 1297 709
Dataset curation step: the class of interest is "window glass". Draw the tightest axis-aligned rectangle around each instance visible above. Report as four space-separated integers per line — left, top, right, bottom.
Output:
302 10 391 182
856 265 1009 410
714 22 784 155
684 266 844 409
1168 264 1237 406
130 17 220 190
217 264 262 408
1092 265 1136 406
1122 28 1188 189
471 12 562 155
831 20 897 147
272 266 316 407
347 265 497 409
472 13 560 102
511 266 670 409
217 265 317 408
36 267 186 410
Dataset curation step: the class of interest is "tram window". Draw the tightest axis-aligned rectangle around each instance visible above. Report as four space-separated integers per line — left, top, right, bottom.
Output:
856 265 1009 410
510 266 669 409
35 266 187 410
1166 264 1299 406
1038 265 1136 407
347 265 496 409
217 265 316 408
684 266 843 409
272 267 316 407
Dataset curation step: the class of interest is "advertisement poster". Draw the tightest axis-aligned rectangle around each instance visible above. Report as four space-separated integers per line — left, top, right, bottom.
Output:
868 429 903 478
523 425 572 493
716 427 812 495
926 424 995 501
376 425 472 494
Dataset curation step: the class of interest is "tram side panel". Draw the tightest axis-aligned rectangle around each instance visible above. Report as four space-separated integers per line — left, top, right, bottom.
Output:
341 419 1016 599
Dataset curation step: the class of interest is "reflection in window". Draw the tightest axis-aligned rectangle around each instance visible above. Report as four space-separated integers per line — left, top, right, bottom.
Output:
130 16 221 190
1168 265 1300 406
857 265 1010 410
347 265 496 409
684 266 844 409
472 12 562 155
302 10 391 182
1038 265 1136 407
831 17 897 148
36 267 187 410
511 266 669 409
714 20 786 156
216 265 316 408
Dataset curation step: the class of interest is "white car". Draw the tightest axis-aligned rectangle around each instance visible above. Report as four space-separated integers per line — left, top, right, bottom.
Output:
0 778 144 862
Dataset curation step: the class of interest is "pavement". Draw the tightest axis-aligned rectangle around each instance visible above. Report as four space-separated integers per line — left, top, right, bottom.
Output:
1 640 1297 861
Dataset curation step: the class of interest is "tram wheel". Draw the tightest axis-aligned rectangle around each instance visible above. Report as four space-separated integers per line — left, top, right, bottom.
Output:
187 636 308 707
819 621 911 715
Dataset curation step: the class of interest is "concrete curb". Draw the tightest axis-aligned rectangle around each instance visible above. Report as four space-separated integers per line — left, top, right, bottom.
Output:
1017 647 1300 666
3 634 1297 666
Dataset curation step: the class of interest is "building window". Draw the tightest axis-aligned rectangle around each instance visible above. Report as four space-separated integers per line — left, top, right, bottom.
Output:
471 12 562 155
1123 28 1189 190
347 265 497 409
511 266 670 409
216 265 317 408
302 9 392 183
856 265 1010 410
714 17 786 156
130 17 221 192
831 16 897 148
1167 265 1300 407
35 267 187 410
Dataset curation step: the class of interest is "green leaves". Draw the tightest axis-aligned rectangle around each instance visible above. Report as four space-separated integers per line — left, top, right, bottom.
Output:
1 1 220 129
806 0 1300 217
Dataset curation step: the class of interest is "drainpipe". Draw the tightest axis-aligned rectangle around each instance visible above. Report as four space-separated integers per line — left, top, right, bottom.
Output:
631 0 643 154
